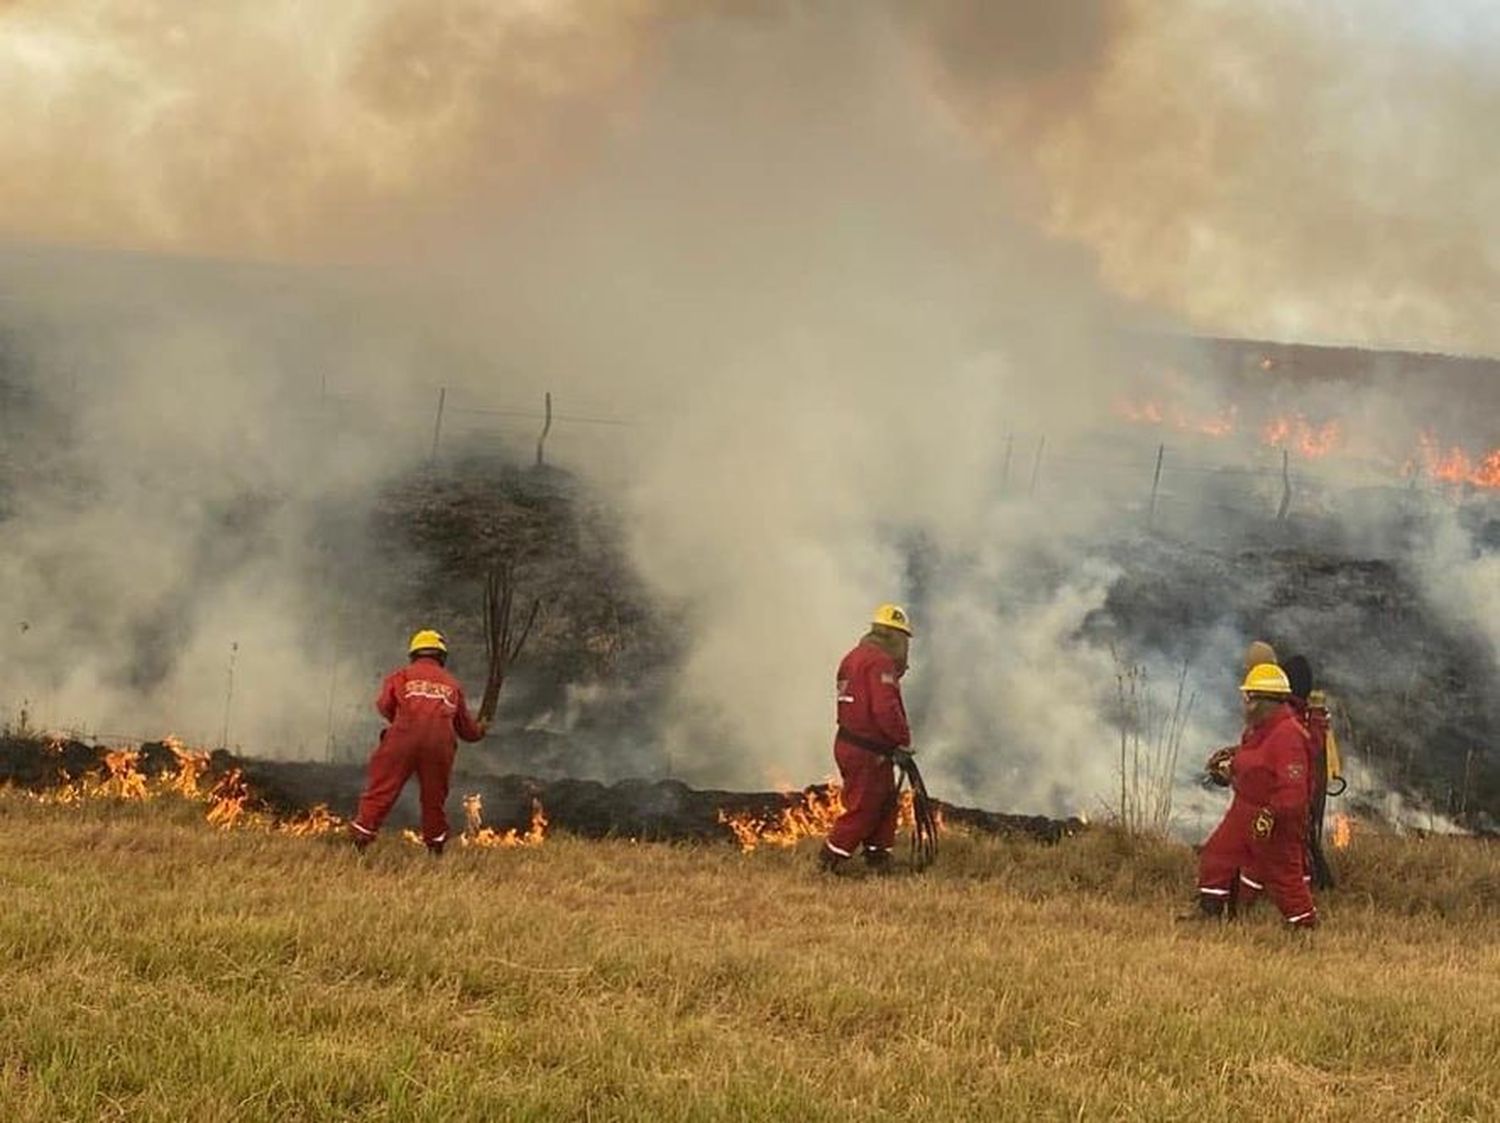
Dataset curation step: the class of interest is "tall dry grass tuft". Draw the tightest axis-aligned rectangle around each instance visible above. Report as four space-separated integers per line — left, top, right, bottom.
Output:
1112 657 1197 837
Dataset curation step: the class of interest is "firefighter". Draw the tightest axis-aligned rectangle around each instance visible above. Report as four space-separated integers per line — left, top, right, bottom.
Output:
819 604 914 874
1204 640 1278 786
1282 654 1340 889
349 629 487 855
1189 662 1319 928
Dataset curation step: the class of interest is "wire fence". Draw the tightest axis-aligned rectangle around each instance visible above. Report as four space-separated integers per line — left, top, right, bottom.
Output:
316 380 1487 537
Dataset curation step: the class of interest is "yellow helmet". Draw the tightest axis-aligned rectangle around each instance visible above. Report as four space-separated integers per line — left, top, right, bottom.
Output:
408 629 448 657
871 603 914 636
1240 662 1291 697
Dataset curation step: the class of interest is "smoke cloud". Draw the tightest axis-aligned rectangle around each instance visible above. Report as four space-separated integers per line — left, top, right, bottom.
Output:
1 1 1497 823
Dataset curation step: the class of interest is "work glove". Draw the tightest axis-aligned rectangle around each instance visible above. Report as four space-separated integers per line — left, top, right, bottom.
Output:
1252 807 1275 840
891 748 916 771
1204 747 1235 787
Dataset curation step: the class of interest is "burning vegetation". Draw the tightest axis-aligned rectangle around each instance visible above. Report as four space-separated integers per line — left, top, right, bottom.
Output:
1115 396 1496 481
716 782 944 853
0 734 1076 850
8 737 548 850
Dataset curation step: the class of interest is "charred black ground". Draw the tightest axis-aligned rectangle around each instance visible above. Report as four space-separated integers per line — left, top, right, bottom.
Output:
0 736 1082 844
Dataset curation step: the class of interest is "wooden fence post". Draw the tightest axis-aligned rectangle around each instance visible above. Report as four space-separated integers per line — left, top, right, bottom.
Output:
430 387 447 464
1276 448 1292 520
1148 443 1165 527
536 392 553 467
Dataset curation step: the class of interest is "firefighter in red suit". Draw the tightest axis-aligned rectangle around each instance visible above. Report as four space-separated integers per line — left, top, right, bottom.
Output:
1192 663 1318 927
350 629 487 855
819 604 914 874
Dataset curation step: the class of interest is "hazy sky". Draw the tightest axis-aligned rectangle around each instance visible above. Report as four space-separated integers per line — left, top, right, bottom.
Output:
4 0 1500 355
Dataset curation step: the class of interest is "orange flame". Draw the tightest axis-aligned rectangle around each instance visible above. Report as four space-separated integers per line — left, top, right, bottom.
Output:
458 792 547 848
17 741 554 848
1261 414 1343 458
1117 395 1498 485
718 781 942 852
279 804 344 838
1114 399 1237 437
1331 813 1352 850
1413 432 1500 489
205 769 251 829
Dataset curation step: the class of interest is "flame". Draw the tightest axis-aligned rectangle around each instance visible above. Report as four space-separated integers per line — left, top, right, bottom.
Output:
1260 414 1342 458
15 740 549 848
718 780 942 852
279 804 344 838
1413 432 1500 489
1114 399 1237 437
204 769 252 830
102 749 150 801
1116 395 1498 485
458 792 547 848
1332 813 1352 850
719 783 846 852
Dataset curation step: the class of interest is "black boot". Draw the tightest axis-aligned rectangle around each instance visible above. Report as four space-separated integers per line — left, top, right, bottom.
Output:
817 846 849 874
863 848 894 875
1176 893 1229 922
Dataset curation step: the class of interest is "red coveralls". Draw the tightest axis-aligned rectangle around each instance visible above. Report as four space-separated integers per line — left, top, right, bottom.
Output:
825 640 911 859
351 656 485 849
1197 704 1318 926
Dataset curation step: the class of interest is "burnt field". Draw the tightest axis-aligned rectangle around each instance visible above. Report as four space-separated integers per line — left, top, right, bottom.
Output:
0 735 1083 846
1 344 1497 828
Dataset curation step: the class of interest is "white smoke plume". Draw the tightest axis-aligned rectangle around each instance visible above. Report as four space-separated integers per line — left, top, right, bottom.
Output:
1 1 1496 820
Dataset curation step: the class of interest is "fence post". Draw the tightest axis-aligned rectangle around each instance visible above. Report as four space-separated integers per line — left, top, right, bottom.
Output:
430 387 447 464
536 392 553 467
219 641 238 751
1028 435 1046 498
1148 443 1165 527
1276 448 1291 520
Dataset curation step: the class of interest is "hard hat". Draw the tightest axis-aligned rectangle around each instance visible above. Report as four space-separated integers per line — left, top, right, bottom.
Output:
871 604 914 636
408 629 448 656
1240 662 1292 697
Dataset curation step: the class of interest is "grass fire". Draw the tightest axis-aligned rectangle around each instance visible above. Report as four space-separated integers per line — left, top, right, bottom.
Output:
4 2 1500 1119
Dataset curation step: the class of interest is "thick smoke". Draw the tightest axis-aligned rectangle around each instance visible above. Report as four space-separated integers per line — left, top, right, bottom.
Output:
1 2 1496 823
916 0 1500 356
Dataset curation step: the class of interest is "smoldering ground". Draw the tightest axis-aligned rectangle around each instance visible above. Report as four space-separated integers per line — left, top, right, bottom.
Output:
0 2 1496 825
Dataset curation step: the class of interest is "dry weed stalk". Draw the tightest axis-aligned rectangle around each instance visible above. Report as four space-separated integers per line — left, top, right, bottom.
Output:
477 560 542 724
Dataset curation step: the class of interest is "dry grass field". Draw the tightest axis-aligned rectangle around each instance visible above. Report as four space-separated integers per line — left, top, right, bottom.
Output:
1 792 1496 1122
